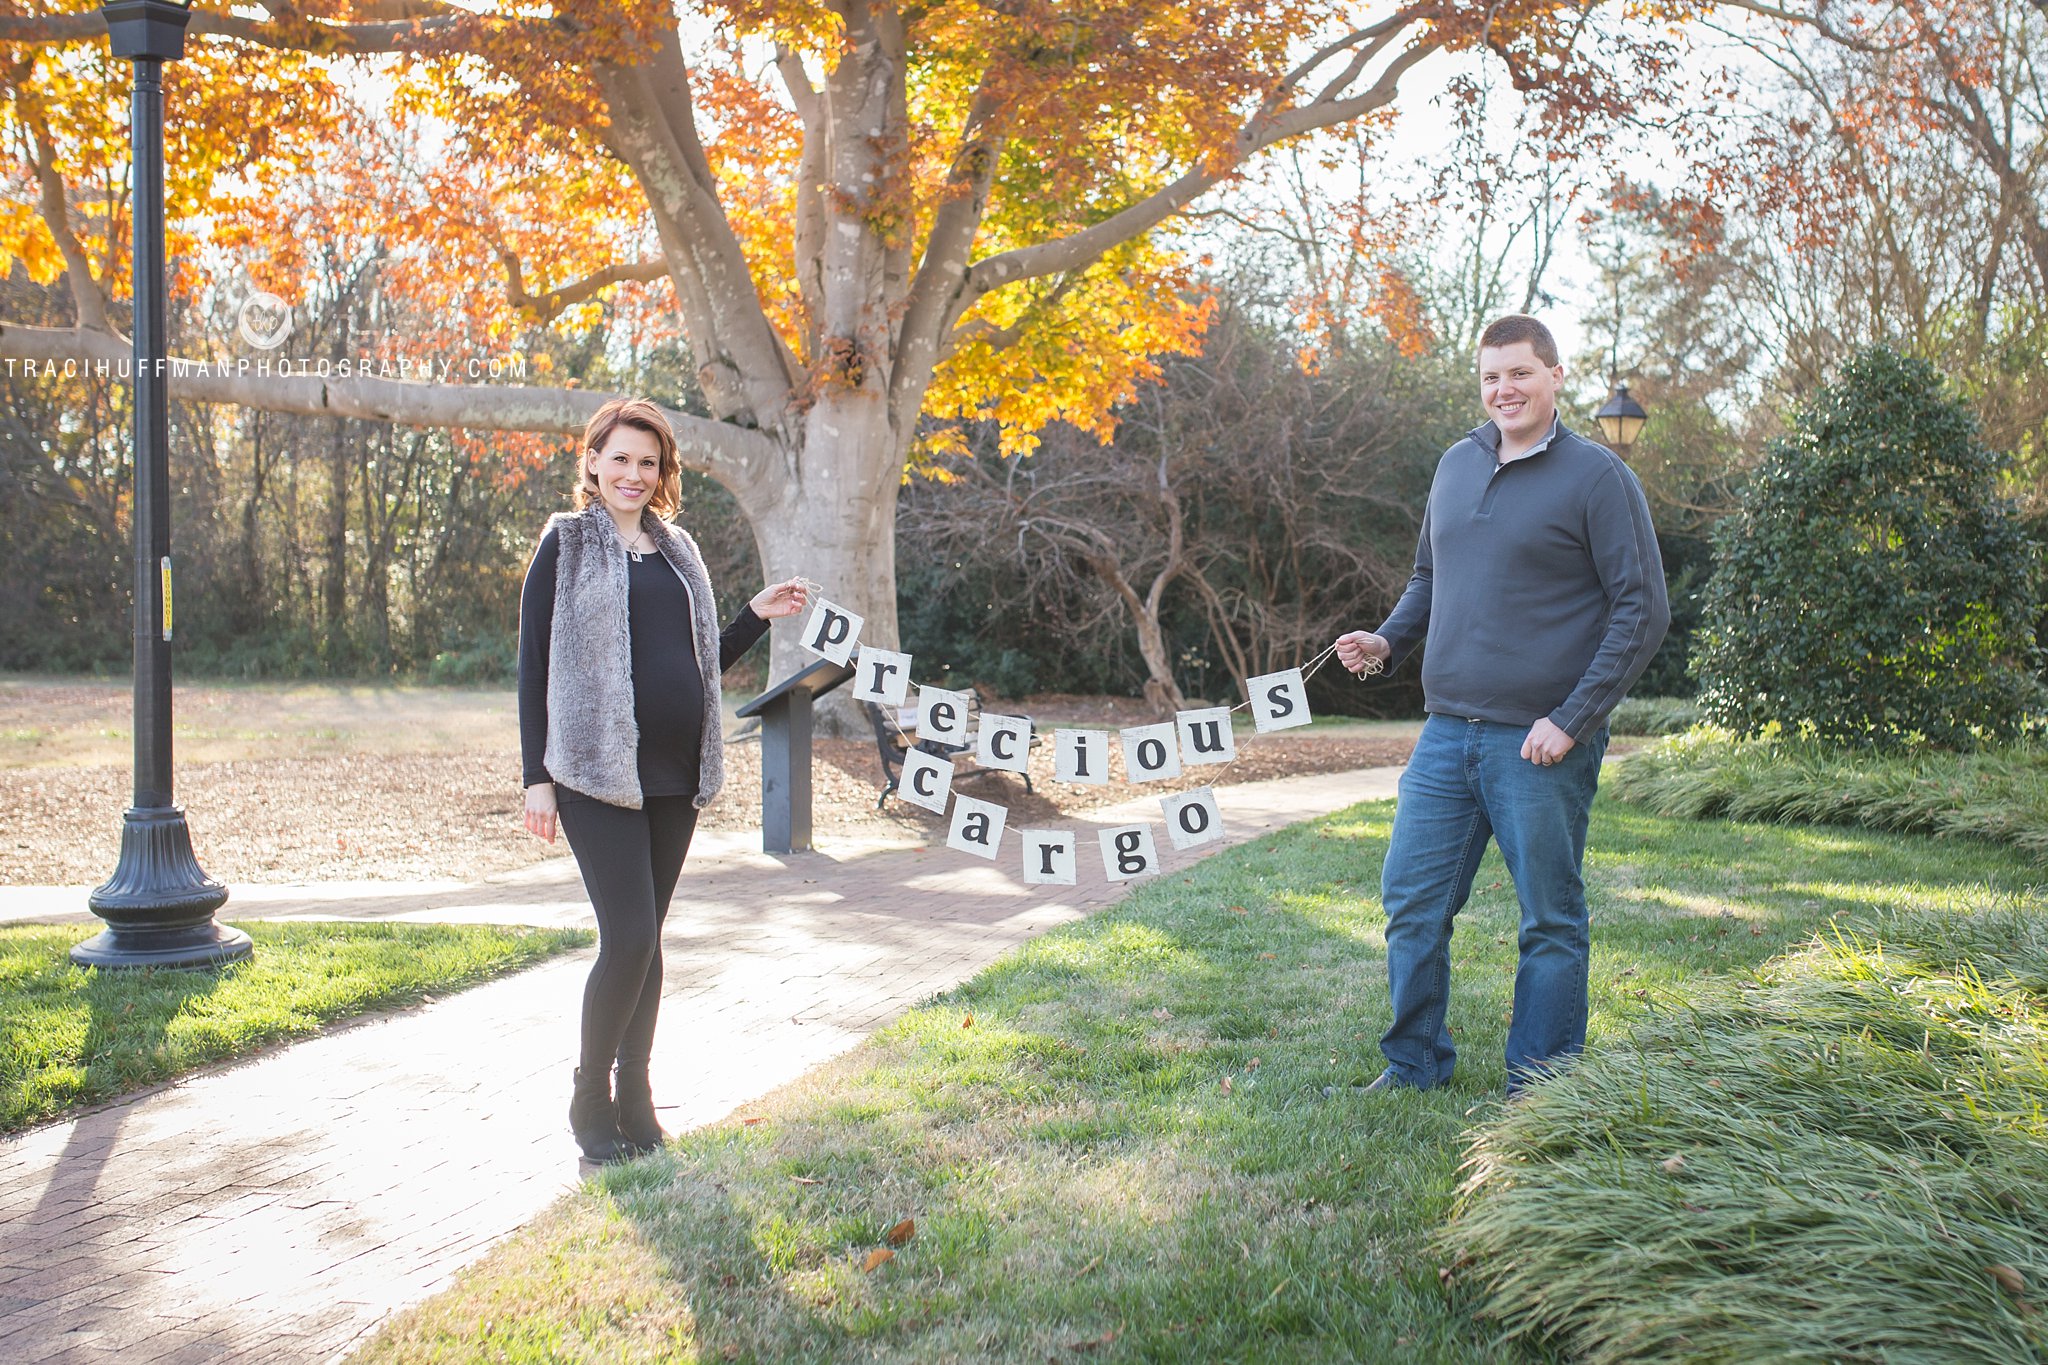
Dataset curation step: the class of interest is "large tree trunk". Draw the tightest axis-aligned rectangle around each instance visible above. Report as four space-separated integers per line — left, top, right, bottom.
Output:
232 414 267 636
322 417 349 667
728 395 904 734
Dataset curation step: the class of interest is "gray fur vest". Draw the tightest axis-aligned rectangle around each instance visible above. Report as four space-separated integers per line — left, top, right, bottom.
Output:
540 502 727 810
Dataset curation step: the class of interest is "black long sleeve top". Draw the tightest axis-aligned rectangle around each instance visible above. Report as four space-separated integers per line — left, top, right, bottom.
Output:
517 526 769 798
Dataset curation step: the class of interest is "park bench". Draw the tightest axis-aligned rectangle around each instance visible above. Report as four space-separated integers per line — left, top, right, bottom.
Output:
864 689 1038 810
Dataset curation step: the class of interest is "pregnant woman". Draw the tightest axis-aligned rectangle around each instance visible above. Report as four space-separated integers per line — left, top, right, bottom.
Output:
518 397 807 1164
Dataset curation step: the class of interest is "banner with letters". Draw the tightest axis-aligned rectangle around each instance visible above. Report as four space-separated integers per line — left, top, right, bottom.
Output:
797 589 1363 885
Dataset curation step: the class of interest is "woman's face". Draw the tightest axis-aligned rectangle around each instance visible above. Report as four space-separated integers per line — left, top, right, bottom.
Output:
586 425 663 519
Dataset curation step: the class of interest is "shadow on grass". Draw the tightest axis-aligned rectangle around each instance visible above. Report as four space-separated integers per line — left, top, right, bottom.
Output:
380 796 2041 1363
0 928 239 1130
1 920 591 1133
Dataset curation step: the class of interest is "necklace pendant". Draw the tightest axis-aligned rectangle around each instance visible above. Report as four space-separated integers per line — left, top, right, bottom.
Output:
628 549 643 562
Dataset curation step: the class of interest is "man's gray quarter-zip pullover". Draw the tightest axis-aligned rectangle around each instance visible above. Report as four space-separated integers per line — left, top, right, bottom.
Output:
1375 419 1671 740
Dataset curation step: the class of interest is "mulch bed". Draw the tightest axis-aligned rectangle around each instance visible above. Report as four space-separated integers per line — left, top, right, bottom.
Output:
4 735 1413 886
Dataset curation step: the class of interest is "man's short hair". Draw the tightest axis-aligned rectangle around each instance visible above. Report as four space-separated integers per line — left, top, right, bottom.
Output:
1479 315 1560 368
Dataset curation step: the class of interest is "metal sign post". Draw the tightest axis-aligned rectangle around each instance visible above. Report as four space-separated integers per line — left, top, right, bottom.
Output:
735 658 856 853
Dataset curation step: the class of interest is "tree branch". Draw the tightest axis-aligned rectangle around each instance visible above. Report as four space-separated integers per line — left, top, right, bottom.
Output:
887 83 1005 432
498 251 669 324
21 100 109 333
960 29 1436 298
777 44 829 360
1267 9 1419 113
0 2 489 54
773 44 821 126
0 322 778 496
590 30 802 432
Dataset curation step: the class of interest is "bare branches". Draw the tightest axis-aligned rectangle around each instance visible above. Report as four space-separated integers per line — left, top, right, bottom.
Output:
1719 0 1920 55
900 303 1429 710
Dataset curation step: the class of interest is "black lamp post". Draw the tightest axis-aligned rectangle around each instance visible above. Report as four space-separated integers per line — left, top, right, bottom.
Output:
75 0 250 970
1595 381 1649 453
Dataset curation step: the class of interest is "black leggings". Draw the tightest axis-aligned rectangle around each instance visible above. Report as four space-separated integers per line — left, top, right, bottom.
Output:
555 791 699 1077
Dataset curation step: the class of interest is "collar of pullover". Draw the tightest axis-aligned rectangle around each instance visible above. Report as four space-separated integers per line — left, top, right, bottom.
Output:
1470 414 1562 463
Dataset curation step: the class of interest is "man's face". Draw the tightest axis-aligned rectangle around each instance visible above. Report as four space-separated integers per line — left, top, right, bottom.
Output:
1479 341 1564 446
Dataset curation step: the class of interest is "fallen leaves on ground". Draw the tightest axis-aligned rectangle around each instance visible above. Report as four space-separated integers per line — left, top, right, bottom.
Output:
5 721 1411 884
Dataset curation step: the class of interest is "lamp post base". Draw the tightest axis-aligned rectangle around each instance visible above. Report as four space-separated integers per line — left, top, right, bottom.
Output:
71 919 252 970
77 805 247 970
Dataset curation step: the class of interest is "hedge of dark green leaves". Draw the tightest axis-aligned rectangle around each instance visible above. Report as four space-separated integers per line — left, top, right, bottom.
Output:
1694 348 2042 748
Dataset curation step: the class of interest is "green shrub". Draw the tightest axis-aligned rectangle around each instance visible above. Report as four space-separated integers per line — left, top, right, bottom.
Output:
1694 347 2043 748
179 625 330 680
1440 903 2048 1364
1607 695 1700 736
426 634 517 685
1610 726 2048 860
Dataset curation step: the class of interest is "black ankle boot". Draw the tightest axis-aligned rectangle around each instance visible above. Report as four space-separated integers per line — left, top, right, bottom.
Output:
613 1062 667 1155
568 1066 632 1164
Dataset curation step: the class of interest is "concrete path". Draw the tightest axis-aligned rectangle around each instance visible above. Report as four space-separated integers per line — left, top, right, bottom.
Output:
0 765 1401 1364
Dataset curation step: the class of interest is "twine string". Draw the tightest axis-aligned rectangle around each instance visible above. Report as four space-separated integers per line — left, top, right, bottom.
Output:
825 599 1384 813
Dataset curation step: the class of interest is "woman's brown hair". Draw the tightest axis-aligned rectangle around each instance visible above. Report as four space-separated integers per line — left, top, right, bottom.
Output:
574 398 682 519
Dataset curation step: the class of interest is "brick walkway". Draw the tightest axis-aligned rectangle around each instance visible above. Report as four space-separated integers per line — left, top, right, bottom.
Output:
0 765 1400 1364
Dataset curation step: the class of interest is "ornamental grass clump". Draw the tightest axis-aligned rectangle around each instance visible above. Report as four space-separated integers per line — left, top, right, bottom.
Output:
1609 727 2048 861
1607 696 1701 737
1439 904 2048 1365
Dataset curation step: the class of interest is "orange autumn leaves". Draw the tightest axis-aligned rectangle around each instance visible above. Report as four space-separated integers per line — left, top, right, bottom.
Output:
2 5 347 297
4 1 1685 461
3 5 1360 432
859 1216 919 1273
878 1 1341 447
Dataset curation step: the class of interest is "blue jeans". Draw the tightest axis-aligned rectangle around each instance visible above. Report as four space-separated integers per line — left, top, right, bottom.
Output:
1379 715 1608 1092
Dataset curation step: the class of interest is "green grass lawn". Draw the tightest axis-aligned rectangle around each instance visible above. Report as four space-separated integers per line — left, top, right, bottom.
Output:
2 920 591 1131
357 799 2039 1364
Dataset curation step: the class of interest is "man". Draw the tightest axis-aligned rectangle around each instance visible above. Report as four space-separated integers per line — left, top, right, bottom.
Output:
1334 315 1669 1094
